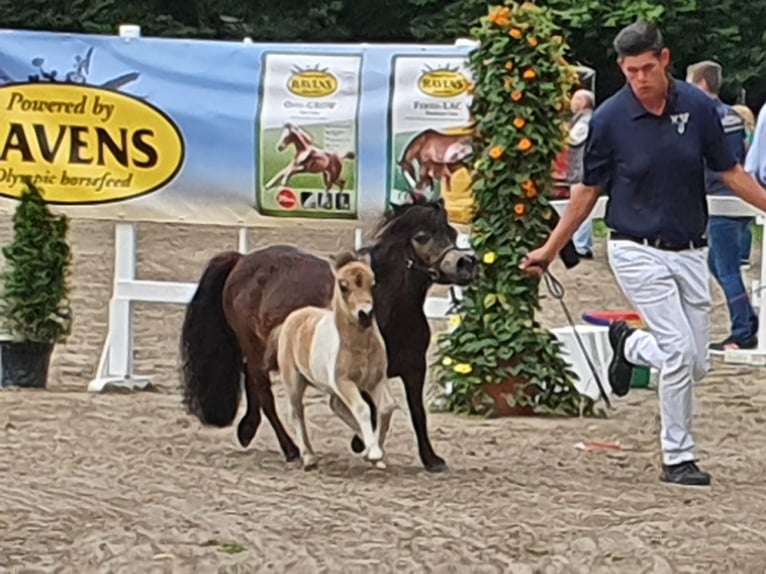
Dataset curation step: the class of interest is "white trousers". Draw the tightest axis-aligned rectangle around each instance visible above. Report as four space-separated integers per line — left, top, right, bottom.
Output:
607 240 712 466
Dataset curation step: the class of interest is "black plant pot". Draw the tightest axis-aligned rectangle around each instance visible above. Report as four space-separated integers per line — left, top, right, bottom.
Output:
0 340 54 389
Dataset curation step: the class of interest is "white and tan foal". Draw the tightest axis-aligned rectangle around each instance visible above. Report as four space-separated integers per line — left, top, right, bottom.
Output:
271 251 396 470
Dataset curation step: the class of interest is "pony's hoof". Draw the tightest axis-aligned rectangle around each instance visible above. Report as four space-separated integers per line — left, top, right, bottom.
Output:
284 446 301 462
365 445 384 462
303 456 318 471
373 460 387 470
424 456 448 473
237 420 258 447
350 435 365 454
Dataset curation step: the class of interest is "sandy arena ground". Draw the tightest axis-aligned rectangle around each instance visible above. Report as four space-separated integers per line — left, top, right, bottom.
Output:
2 216 766 573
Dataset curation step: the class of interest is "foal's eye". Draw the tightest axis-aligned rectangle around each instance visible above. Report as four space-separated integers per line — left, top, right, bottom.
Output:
338 280 349 293
413 232 430 244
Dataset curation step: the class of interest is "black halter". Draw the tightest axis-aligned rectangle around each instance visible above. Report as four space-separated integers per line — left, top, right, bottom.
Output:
405 244 458 281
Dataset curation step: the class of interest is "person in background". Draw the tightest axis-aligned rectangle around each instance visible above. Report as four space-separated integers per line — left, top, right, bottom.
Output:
566 89 596 259
733 103 756 268
687 60 758 352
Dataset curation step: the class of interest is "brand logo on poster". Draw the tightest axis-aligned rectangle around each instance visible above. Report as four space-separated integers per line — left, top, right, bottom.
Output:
417 64 469 98
276 188 297 209
0 49 184 204
286 65 338 98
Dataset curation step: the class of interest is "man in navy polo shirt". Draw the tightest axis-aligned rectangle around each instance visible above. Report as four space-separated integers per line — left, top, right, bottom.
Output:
520 21 766 486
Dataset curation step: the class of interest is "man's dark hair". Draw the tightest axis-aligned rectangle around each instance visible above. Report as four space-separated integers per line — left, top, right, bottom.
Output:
613 21 664 59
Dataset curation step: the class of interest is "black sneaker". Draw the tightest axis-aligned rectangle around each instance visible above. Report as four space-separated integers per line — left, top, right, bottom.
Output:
709 334 757 355
660 460 711 486
607 320 636 397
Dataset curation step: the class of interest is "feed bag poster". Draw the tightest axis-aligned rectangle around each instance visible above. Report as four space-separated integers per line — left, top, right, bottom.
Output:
388 55 475 224
255 52 362 219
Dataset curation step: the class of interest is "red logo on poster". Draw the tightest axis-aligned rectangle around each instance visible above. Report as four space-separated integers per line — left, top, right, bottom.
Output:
277 189 297 209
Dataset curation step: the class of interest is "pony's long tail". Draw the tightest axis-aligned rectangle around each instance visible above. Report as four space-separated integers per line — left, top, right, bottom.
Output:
179 251 244 427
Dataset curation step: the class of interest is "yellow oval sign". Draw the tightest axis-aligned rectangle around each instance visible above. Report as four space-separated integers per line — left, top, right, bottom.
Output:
418 69 469 98
0 83 184 204
287 70 338 98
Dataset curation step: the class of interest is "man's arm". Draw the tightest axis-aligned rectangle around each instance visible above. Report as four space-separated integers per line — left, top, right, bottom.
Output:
544 183 601 256
719 164 766 213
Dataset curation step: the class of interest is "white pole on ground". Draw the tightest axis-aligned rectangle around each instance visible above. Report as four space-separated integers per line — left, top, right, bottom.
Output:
238 228 248 253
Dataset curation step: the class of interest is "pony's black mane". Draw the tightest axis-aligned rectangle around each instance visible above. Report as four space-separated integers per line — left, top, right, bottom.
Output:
370 195 447 242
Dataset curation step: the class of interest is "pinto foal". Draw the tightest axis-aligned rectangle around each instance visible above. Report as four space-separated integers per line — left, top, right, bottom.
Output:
267 251 396 470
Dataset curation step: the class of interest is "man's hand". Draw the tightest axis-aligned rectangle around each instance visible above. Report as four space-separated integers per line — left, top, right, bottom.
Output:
519 244 556 278
720 164 766 213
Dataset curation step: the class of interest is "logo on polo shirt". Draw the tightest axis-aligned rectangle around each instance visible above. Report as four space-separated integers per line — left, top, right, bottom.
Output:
670 112 690 135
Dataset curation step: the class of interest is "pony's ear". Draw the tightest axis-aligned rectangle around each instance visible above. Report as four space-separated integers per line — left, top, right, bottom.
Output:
329 250 358 270
356 250 372 268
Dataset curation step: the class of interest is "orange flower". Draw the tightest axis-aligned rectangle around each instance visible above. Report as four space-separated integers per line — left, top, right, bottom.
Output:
488 6 511 26
527 36 539 47
522 68 537 80
521 1 539 10
522 179 538 198
511 90 523 102
513 117 526 129
504 61 514 71
554 101 563 111
509 28 523 39
466 82 475 95
518 137 533 152
489 145 504 159
514 203 526 216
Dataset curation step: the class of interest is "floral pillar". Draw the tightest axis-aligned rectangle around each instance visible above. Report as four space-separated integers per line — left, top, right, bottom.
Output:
435 2 599 417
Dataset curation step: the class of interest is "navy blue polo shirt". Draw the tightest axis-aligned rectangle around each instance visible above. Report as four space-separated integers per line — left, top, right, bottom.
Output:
582 78 738 244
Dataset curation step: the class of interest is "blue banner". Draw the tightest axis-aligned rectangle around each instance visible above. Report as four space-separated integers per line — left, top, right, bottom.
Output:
0 28 476 224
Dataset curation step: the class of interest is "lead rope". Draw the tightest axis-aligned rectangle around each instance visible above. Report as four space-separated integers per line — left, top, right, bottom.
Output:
543 270 612 409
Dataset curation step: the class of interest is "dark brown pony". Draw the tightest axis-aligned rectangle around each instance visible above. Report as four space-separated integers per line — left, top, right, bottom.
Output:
179 195 477 472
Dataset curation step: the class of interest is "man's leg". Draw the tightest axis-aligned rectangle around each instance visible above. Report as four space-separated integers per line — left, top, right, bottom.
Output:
740 217 753 266
606 240 711 486
707 216 758 349
671 247 712 384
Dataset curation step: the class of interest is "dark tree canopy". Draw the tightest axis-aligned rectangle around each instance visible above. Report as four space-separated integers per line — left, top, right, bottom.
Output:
2 0 766 108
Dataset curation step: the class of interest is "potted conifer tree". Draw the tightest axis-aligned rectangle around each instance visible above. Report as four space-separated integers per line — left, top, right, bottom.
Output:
0 179 73 388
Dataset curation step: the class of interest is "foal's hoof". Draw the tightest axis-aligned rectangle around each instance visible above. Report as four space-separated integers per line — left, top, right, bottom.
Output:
302 455 318 471
365 445 384 462
350 435 365 454
373 460 387 470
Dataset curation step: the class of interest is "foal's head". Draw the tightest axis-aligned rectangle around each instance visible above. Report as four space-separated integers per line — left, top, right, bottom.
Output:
330 251 376 329
374 194 477 286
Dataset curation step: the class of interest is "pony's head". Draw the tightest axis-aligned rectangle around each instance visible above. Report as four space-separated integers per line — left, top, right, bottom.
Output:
374 193 477 286
330 250 377 329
